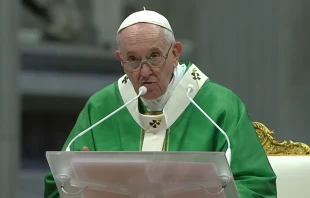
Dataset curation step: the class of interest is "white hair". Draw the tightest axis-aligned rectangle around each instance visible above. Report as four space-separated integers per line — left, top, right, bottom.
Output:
116 26 175 49
163 28 175 44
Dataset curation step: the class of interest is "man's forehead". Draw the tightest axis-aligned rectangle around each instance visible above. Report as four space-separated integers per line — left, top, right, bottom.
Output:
118 23 166 43
120 41 166 55
124 45 163 54
120 23 162 36
118 24 168 53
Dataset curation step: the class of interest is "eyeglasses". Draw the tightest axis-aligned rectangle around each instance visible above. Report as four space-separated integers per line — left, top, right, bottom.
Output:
121 43 174 71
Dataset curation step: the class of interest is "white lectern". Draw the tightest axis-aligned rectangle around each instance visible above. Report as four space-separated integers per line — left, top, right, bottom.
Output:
46 151 240 198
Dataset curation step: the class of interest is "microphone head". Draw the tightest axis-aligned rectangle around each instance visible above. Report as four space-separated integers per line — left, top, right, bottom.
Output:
139 86 147 95
187 84 194 93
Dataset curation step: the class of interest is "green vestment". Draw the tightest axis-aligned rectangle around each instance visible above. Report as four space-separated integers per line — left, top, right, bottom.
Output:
44 62 277 198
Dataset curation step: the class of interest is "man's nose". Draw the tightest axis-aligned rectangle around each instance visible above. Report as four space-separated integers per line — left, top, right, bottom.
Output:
140 62 152 77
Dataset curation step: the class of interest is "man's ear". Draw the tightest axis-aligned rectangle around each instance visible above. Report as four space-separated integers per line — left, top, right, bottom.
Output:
116 50 127 73
172 42 182 68
115 50 122 62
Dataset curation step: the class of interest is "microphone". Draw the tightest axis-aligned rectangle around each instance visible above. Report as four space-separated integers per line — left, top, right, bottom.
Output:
65 86 148 151
186 84 232 166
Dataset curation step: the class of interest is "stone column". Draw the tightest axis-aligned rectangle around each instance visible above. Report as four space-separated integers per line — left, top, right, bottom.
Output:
0 0 21 197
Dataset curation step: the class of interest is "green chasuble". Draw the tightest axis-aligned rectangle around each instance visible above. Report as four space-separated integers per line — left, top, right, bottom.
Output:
44 62 277 198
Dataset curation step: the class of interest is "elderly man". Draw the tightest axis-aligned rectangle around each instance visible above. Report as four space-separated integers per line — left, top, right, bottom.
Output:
44 9 276 197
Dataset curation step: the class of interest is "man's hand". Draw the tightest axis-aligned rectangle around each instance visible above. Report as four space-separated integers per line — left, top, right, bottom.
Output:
82 146 89 151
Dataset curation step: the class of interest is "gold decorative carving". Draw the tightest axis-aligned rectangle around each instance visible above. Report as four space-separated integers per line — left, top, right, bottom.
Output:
253 122 310 155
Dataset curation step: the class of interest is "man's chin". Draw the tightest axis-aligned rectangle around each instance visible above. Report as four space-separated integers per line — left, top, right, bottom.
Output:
137 85 161 100
141 92 161 100
141 95 156 100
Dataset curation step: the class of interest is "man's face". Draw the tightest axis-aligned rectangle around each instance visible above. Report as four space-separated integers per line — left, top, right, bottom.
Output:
115 23 182 100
